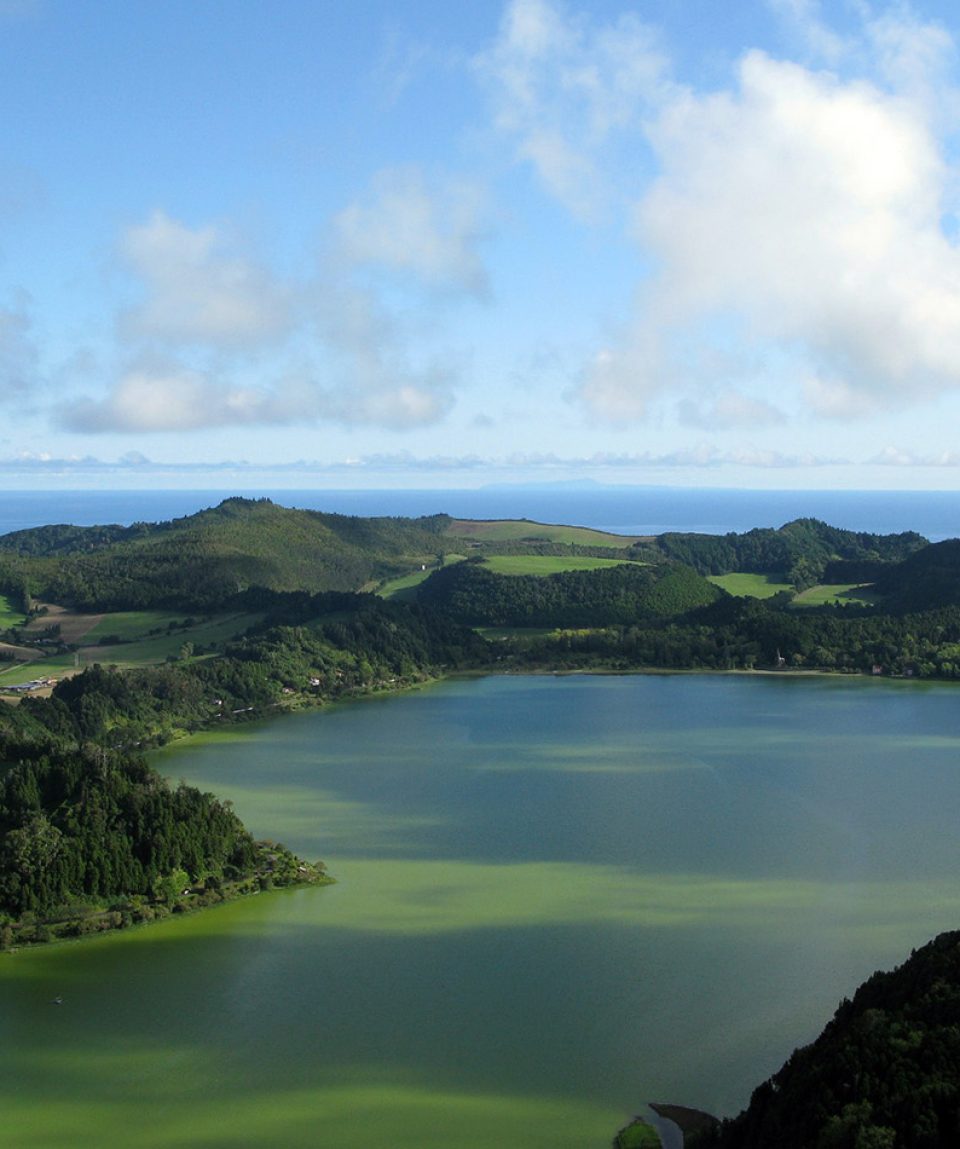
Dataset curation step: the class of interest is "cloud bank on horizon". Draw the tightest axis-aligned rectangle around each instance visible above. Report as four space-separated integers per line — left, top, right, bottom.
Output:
3 0 960 486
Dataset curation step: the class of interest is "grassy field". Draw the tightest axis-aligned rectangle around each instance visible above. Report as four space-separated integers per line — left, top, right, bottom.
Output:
0 610 263 690
792 583 878 607
446 518 641 547
83 609 194 643
707 572 793 598
378 556 468 601
482 555 641 576
0 594 25 629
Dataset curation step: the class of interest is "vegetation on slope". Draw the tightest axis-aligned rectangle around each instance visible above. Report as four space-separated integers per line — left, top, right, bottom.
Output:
690 930 960 1149
0 739 327 947
416 558 722 627
0 497 453 611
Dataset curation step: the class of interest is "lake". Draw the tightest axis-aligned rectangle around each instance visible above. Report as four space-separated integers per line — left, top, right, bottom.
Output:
3 673 960 1148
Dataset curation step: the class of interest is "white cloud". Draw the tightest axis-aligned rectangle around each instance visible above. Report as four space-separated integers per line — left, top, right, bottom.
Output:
582 24 960 421
475 0 671 219
118 211 294 349
335 167 490 297
60 359 312 433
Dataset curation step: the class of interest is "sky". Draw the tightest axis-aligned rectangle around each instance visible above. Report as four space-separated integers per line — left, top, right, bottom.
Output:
4 0 960 490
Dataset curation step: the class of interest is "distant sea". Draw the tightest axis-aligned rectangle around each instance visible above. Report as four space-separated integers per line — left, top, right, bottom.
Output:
0 486 956 540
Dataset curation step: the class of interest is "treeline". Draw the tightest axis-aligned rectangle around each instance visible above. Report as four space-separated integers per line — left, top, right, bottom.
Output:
3 592 490 750
417 559 722 627
690 930 960 1149
501 596 960 678
656 518 926 587
0 746 258 921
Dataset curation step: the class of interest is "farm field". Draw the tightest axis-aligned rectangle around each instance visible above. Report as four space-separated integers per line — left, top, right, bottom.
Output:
792 583 878 607
0 610 263 689
482 555 643 576
446 518 641 547
0 594 24 629
707 572 792 598
378 556 467 601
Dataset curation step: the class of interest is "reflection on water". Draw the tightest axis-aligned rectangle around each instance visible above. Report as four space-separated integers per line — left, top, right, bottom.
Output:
3 674 960 1148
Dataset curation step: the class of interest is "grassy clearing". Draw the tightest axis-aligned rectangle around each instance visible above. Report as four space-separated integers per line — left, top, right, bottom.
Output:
792 583 879 607
378 555 468 601
80 612 263 668
0 593 25 629
446 518 641 547
708 572 793 598
84 610 195 643
482 555 642 576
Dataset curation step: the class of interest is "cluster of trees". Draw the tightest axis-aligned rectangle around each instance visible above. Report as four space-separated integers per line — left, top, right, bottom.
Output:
0 744 258 921
502 596 960 678
1 592 491 751
690 931 960 1148
417 559 721 627
655 519 927 583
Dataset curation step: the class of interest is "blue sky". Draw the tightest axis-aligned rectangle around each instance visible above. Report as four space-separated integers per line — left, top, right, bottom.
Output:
4 0 960 489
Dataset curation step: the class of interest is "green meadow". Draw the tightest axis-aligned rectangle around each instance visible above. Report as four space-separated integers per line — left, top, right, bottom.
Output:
481 555 642 576
0 594 25 629
707 572 792 598
447 518 641 547
792 583 879 607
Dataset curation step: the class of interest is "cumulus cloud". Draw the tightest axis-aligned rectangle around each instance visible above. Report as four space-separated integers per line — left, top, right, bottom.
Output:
60 359 314 433
586 26 960 421
481 1 960 426
475 0 671 218
118 211 294 349
335 167 490 297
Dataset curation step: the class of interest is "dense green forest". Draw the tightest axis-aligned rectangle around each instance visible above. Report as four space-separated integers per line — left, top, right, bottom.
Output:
416 557 722 626
687 931 960 1149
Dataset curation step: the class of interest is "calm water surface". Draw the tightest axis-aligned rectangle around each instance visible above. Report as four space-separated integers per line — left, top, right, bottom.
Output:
4 674 960 1148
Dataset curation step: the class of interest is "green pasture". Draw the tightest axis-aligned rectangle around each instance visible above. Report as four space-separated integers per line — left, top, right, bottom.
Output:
0 652 75 685
446 518 641 547
792 583 878 607
84 610 194 643
378 555 467 601
83 612 263 667
0 594 25 629
707 572 792 598
482 555 642 576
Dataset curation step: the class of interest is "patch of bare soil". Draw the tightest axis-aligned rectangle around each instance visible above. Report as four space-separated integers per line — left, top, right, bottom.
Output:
23 605 105 644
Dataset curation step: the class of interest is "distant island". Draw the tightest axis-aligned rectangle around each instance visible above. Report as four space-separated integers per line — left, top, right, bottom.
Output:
2 497 960 1142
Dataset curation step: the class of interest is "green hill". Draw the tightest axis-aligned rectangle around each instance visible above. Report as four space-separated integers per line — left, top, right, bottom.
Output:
416 557 722 627
657 518 927 588
870 538 960 613
0 498 451 611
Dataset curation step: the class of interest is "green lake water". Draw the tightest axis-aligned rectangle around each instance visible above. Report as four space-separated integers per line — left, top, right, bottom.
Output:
4 673 960 1148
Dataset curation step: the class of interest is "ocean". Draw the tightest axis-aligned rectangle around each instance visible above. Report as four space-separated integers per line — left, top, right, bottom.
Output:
0 485 956 540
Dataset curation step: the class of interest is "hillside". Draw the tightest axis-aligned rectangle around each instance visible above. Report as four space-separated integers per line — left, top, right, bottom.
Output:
0 498 452 611
656 518 927 587
870 539 960 613
689 930 960 1149
416 557 722 627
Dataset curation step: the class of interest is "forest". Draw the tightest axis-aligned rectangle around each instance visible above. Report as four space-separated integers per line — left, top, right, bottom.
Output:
686 930 960 1149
